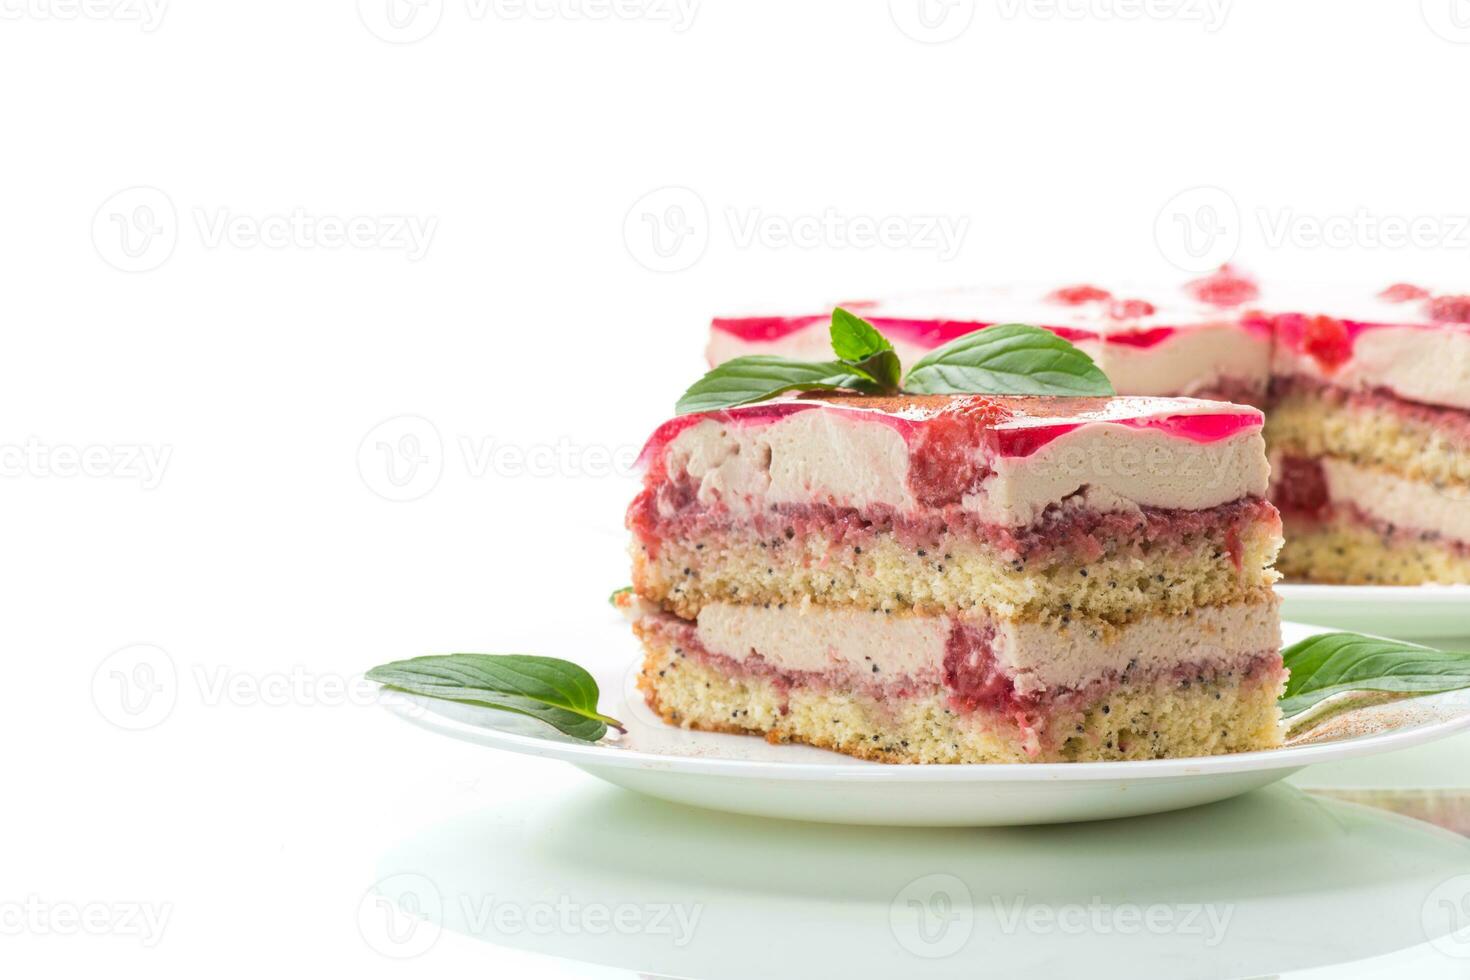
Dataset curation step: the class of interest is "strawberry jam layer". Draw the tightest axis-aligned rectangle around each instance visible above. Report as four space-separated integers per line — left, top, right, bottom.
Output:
629 490 1278 566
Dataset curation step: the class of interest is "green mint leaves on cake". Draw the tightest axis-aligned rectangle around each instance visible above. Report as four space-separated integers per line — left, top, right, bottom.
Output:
1277 632 1470 719
903 323 1115 396
366 653 625 741
675 308 1115 414
829 306 903 391
674 358 877 416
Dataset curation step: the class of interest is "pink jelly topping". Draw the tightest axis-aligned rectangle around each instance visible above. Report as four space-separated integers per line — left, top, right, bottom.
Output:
1380 283 1430 303
1107 298 1157 320
1047 284 1112 305
1428 294 1470 324
709 314 1208 356
637 396 1262 474
1185 265 1260 308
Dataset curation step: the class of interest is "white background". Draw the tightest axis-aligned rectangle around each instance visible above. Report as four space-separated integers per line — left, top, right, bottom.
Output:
4 2 1470 976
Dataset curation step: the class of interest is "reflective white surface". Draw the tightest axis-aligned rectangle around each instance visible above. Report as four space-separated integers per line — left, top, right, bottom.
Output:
11 5 1470 978
372 780 1470 979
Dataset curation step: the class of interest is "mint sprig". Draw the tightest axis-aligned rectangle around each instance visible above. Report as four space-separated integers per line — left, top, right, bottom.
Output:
675 357 877 416
367 653 625 741
678 308 1114 414
904 323 1114 396
1279 632 1470 719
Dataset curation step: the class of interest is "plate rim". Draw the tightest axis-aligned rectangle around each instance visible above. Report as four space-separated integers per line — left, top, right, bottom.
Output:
384 694 1470 784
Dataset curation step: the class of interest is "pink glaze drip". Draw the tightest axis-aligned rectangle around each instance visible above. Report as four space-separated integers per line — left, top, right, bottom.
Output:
710 315 1216 351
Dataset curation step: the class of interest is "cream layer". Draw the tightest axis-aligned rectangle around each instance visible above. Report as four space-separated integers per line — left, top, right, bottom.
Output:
686 598 1279 697
664 408 1269 527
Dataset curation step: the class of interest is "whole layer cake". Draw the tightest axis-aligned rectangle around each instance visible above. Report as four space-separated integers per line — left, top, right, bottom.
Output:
707 268 1273 405
625 393 1287 764
1266 285 1470 584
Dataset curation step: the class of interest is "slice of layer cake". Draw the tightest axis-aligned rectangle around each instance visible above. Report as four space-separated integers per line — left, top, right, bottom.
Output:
626 393 1286 764
1266 285 1470 584
707 268 1272 405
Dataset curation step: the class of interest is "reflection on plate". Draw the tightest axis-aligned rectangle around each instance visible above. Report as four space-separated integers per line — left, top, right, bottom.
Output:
382 622 1470 828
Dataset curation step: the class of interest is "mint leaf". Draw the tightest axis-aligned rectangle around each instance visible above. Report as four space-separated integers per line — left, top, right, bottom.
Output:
676 356 873 415
1279 633 1470 718
846 349 902 392
367 653 625 741
903 323 1115 396
830 308 901 392
830 307 893 361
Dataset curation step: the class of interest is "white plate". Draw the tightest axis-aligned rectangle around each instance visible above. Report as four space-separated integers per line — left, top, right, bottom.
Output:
381 622 1470 827
1276 583 1470 640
